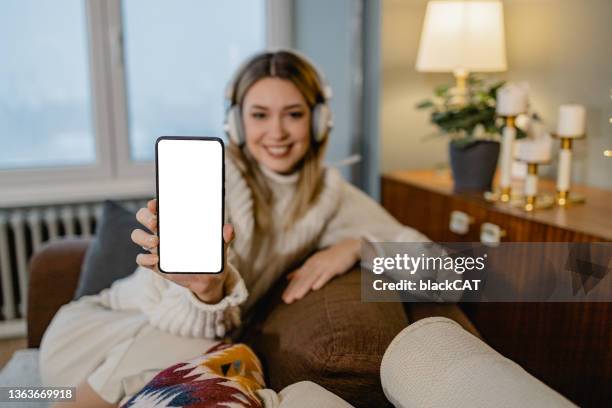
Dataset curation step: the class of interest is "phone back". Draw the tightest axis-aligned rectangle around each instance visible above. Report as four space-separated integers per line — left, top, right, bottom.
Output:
155 136 224 273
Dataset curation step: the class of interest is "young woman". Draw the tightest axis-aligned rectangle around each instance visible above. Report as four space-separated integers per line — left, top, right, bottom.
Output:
39 50 429 407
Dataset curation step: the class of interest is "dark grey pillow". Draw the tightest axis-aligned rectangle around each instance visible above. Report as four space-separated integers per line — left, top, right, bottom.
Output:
74 200 146 299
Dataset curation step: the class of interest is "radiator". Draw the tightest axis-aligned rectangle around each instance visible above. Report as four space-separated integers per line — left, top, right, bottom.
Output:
0 199 148 338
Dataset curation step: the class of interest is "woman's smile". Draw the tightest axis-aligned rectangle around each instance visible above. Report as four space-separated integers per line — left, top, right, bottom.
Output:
263 143 293 158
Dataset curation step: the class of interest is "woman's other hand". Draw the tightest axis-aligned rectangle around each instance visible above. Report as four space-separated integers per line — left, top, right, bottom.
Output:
131 199 234 304
282 238 361 304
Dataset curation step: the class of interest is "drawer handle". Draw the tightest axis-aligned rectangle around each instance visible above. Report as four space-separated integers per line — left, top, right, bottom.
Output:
449 210 474 235
480 222 507 247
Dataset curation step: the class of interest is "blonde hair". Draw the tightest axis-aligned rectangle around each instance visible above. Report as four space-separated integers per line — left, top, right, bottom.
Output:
227 51 330 232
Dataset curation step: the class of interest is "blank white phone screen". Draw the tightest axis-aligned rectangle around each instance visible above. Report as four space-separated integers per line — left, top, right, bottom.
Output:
156 138 223 273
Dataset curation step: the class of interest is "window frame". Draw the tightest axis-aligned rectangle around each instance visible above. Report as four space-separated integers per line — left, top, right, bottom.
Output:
0 0 289 208
0 0 115 206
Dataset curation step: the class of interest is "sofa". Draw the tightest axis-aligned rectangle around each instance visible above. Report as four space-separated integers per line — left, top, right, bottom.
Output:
25 237 480 407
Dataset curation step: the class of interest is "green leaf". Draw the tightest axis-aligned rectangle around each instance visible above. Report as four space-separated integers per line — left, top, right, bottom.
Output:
434 84 450 97
468 75 483 86
416 100 434 109
488 81 505 98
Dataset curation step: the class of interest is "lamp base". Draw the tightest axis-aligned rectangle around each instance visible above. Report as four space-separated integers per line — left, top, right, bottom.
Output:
450 68 469 106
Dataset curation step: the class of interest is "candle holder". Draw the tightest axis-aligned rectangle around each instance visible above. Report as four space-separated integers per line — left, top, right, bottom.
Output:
552 133 586 206
499 115 516 202
484 115 523 203
512 160 554 211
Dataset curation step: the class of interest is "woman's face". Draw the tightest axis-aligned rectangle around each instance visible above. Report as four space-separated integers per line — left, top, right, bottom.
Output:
242 77 311 174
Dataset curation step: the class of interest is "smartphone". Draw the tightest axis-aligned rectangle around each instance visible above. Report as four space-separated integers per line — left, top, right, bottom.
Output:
155 136 224 274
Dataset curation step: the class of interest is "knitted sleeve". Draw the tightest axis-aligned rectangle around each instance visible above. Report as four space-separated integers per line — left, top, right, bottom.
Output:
317 178 460 302
317 179 431 249
97 250 248 339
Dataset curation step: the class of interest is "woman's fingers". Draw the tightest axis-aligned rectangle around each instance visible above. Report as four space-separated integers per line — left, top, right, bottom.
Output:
282 266 321 304
294 272 319 300
136 207 157 232
312 271 334 291
136 253 159 267
283 269 307 302
282 281 298 304
147 199 157 215
131 228 158 250
222 224 235 267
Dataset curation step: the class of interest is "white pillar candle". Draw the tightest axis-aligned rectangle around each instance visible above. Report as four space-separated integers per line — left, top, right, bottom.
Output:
557 104 586 137
496 83 529 116
499 125 516 189
511 161 527 179
525 172 538 196
515 136 553 163
557 148 572 191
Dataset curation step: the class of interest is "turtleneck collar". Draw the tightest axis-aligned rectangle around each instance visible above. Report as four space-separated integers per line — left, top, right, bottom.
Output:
258 162 300 184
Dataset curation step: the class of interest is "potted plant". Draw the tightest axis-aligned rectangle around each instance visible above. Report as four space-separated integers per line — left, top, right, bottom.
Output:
416 76 529 192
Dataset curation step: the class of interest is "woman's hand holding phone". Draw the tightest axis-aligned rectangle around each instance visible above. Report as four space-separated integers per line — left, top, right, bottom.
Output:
131 199 233 304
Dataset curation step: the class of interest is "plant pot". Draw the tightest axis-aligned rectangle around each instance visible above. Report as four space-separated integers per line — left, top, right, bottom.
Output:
449 140 500 193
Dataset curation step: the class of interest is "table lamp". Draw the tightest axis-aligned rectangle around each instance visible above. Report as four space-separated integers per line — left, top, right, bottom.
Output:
416 0 507 103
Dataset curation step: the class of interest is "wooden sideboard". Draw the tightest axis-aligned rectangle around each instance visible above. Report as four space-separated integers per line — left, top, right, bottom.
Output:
381 169 611 407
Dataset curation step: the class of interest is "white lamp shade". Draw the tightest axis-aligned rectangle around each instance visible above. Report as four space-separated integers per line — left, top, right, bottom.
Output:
416 1 507 73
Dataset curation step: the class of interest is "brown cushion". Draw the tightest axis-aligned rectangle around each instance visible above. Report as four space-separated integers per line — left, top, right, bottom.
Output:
241 267 408 408
27 237 91 348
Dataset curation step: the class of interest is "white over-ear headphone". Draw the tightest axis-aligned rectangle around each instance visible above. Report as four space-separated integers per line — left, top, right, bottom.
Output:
223 49 333 146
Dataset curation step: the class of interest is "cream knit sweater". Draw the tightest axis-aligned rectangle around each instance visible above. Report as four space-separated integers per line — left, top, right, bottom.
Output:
93 156 431 339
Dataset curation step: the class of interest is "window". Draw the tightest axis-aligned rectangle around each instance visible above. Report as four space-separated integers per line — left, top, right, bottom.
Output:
0 0 95 169
0 0 282 207
120 0 265 162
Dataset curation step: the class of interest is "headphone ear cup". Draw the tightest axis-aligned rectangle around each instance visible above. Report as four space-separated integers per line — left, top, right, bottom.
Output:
224 105 245 145
311 103 332 143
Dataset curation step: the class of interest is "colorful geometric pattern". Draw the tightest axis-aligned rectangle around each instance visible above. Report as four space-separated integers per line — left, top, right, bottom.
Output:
121 342 265 408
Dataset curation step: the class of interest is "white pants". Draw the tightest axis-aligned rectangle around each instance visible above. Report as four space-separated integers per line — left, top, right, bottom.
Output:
39 296 353 407
40 296 218 404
